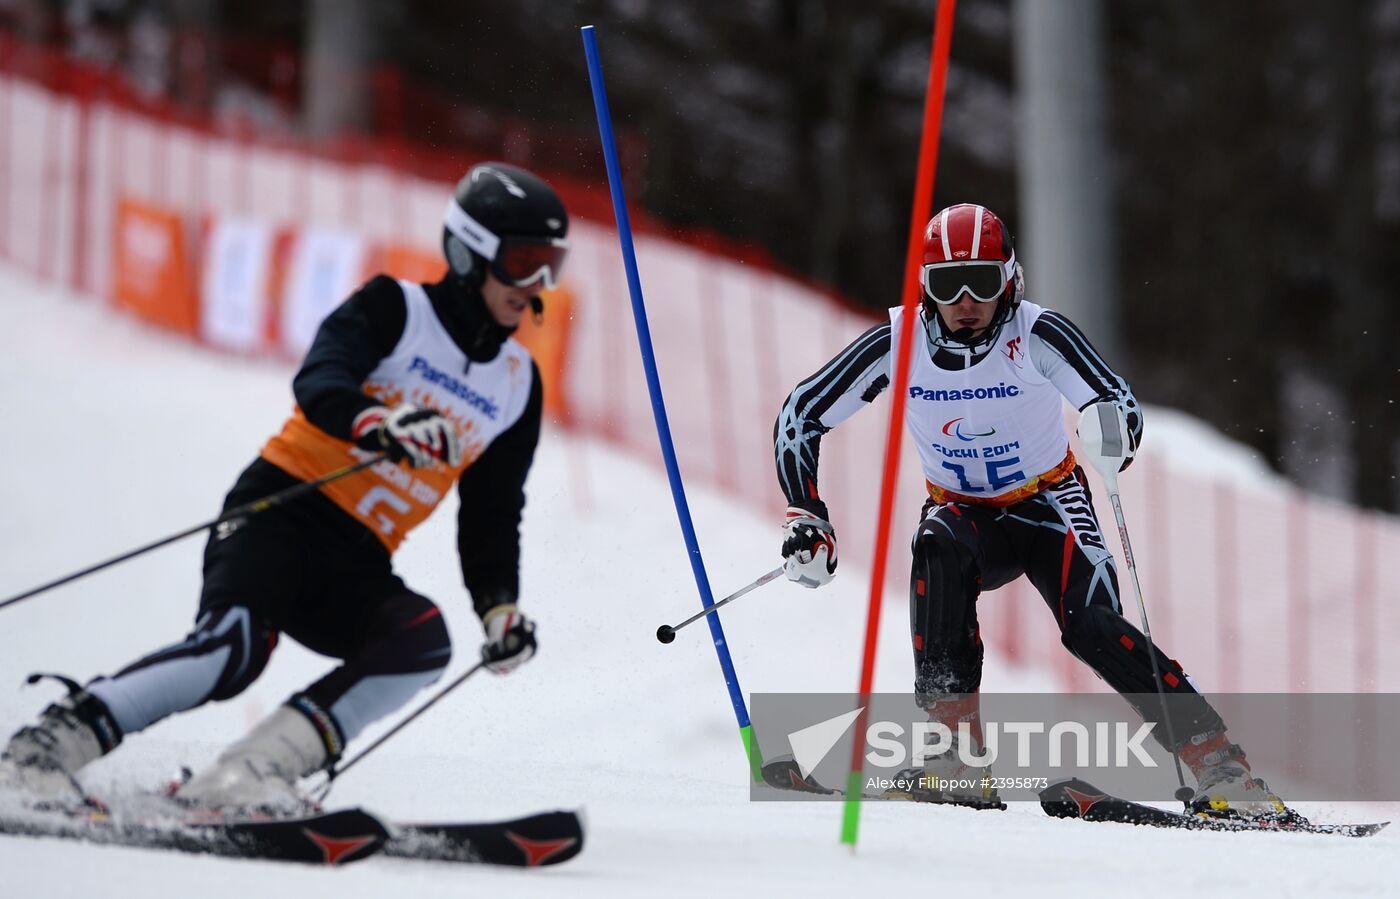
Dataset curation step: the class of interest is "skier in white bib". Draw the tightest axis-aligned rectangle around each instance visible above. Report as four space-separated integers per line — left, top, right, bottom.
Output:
774 203 1292 822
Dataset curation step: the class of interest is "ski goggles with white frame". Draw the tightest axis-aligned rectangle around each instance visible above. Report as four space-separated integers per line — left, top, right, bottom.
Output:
921 258 1014 305
444 199 570 291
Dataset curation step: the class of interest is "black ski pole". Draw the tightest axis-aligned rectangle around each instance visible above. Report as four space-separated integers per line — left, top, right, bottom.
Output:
316 660 487 801
656 566 785 644
0 453 387 613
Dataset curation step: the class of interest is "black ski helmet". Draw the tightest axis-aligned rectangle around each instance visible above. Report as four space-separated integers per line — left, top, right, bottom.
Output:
441 162 570 292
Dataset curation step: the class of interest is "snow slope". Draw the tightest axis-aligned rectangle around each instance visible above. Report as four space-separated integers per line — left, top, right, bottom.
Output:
0 263 1394 897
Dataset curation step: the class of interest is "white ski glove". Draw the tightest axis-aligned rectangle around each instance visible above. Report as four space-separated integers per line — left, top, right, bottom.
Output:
481 604 537 674
1077 401 1137 474
353 403 463 469
781 502 838 588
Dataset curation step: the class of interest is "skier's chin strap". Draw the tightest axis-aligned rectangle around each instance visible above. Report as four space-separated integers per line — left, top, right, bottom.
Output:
921 307 1000 356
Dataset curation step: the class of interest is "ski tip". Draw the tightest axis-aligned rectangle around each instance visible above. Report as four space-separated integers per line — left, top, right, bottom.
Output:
501 811 585 866
1038 778 1103 819
386 809 585 866
758 758 835 795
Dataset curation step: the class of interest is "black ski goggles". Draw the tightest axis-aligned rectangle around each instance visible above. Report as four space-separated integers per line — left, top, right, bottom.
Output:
492 237 569 291
921 261 1010 305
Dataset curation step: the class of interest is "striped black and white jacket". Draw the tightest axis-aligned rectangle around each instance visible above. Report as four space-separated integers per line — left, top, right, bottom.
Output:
773 304 1142 509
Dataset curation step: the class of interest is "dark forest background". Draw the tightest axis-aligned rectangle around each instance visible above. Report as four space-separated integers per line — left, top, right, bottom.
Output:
6 0 1397 511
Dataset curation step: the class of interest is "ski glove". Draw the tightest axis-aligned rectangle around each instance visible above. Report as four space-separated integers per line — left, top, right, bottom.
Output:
781 501 837 588
1077 401 1138 473
352 403 463 469
481 604 537 675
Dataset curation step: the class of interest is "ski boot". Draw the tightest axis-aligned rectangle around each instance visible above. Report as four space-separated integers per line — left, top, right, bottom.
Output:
1181 731 1299 824
176 699 337 818
885 736 1004 808
884 695 1004 809
0 675 122 812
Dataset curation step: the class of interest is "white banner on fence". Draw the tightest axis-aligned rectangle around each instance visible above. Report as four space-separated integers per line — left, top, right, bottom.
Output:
199 218 273 352
279 228 367 356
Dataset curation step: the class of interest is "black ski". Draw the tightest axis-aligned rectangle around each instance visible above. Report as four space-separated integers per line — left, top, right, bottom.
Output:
0 801 586 866
1039 778 1388 838
386 810 584 866
0 805 388 864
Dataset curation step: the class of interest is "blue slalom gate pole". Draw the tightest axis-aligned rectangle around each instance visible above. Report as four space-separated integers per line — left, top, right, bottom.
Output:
581 24 762 779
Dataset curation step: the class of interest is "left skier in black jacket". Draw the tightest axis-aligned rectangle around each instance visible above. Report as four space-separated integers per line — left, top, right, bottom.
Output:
0 162 567 813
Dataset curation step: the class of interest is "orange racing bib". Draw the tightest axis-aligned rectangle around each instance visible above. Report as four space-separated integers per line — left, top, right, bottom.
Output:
261 280 534 552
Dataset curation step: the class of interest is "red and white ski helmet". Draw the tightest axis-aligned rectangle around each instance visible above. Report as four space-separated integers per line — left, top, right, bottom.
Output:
921 203 1024 346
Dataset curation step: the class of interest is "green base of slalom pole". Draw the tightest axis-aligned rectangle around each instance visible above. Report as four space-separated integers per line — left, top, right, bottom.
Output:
740 724 764 783
840 769 864 845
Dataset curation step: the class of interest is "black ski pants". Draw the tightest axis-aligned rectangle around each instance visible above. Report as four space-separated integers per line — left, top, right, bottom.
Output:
909 466 1222 750
86 459 451 752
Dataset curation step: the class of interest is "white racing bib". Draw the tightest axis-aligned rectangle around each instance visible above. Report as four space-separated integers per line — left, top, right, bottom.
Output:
892 301 1070 502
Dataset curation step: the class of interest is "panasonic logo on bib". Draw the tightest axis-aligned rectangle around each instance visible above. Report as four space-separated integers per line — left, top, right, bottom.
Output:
909 383 1022 401
409 356 500 419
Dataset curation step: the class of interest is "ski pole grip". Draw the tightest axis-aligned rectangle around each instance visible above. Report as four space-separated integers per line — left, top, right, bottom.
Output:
1077 402 1128 491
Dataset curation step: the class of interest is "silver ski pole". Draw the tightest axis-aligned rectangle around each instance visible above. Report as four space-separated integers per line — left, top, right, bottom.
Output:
0 453 387 613
317 660 488 801
1079 403 1193 807
656 566 785 644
